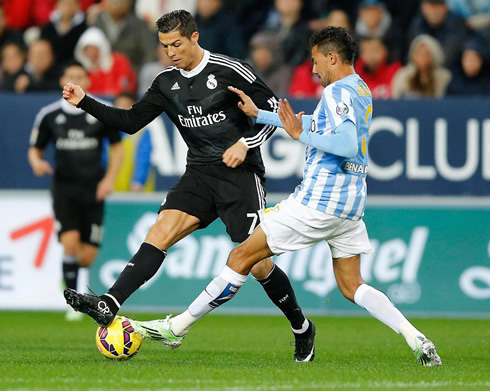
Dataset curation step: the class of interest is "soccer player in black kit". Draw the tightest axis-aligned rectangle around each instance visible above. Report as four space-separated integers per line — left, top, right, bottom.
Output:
63 10 315 361
28 60 123 321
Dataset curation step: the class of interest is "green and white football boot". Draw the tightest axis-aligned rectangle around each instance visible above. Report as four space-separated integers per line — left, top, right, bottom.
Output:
413 336 442 367
130 315 184 349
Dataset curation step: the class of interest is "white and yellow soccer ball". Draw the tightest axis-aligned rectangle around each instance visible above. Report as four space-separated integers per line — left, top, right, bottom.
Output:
95 316 143 360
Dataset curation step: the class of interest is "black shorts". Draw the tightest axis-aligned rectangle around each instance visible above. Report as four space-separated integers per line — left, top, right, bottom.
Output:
159 165 266 243
52 191 105 247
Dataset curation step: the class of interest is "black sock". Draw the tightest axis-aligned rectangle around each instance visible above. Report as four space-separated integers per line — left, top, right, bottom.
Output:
62 257 79 290
258 264 306 330
107 242 166 306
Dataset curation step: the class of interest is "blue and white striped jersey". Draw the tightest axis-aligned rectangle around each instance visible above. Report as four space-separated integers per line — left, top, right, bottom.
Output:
293 74 372 220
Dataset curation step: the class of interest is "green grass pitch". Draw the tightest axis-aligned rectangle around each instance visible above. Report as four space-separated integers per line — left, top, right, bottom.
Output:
1 312 489 390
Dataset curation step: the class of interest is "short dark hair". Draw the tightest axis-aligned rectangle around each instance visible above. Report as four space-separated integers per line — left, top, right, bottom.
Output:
156 10 197 39
309 27 357 64
63 59 86 74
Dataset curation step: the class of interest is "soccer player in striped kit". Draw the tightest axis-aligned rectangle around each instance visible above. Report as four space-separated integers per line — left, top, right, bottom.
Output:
134 26 442 367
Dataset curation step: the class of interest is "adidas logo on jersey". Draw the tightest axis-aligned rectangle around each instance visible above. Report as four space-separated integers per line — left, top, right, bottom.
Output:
171 82 180 90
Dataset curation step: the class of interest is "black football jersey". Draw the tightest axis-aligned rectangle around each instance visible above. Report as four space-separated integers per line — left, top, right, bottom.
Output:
30 99 121 197
78 50 279 177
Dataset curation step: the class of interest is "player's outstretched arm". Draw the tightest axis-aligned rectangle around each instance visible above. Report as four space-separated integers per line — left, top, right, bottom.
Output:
62 83 85 106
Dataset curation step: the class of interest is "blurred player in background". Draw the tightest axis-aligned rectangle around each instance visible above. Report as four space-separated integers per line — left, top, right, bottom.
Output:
28 60 123 321
133 26 442 367
62 10 316 362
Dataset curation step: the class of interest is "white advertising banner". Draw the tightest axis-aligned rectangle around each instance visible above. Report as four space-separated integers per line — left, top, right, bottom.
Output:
0 192 66 310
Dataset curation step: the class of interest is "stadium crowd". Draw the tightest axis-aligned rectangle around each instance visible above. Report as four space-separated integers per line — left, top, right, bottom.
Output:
1 0 490 99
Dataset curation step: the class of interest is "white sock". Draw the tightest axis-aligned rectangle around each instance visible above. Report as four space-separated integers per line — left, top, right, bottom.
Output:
179 266 247 329
399 321 425 351
171 310 197 337
354 284 424 350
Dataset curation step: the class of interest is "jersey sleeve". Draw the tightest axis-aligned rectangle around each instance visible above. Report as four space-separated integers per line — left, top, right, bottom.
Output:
299 119 358 158
78 77 169 135
29 110 51 149
321 83 357 132
231 63 279 148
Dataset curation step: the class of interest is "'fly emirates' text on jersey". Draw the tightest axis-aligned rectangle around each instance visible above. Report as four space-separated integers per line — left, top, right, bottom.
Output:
294 74 372 221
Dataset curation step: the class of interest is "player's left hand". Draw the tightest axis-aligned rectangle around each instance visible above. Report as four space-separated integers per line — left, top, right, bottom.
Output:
228 86 259 118
223 140 248 168
278 99 304 140
96 178 114 201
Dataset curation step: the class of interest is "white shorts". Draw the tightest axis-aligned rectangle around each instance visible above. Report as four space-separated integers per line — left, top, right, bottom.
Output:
258 194 373 258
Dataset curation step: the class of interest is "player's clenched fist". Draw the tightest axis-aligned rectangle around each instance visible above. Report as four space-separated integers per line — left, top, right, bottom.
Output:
62 82 85 106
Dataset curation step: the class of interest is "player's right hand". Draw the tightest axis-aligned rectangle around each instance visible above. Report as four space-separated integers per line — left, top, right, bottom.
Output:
228 86 259 118
62 83 85 106
32 160 54 176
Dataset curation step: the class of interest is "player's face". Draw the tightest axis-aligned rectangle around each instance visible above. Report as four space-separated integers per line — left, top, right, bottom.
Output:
311 45 334 87
158 30 200 72
60 65 89 90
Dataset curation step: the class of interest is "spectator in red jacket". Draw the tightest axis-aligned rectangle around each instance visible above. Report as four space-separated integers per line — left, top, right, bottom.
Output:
355 36 401 99
2 0 55 30
0 3 23 49
1 0 95 30
74 27 136 96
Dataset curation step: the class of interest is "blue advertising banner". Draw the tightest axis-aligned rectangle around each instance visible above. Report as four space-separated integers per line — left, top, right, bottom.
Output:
1 93 489 195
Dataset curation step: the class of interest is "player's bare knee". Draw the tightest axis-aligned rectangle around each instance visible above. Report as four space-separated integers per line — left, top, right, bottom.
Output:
78 249 97 267
78 256 95 267
251 259 273 280
227 245 250 274
63 245 78 256
62 240 80 256
61 231 81 255
145 222 171 248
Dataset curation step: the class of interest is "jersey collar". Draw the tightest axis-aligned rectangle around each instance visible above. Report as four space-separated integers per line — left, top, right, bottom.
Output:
179 50 210 78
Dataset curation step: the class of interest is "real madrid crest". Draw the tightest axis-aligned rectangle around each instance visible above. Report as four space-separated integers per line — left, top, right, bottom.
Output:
207 74 217 89
55 113 67 124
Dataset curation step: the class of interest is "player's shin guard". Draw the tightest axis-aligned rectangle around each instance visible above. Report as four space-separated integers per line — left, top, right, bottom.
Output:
107 242 167 307
188 266 247 319
258 264 306 330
